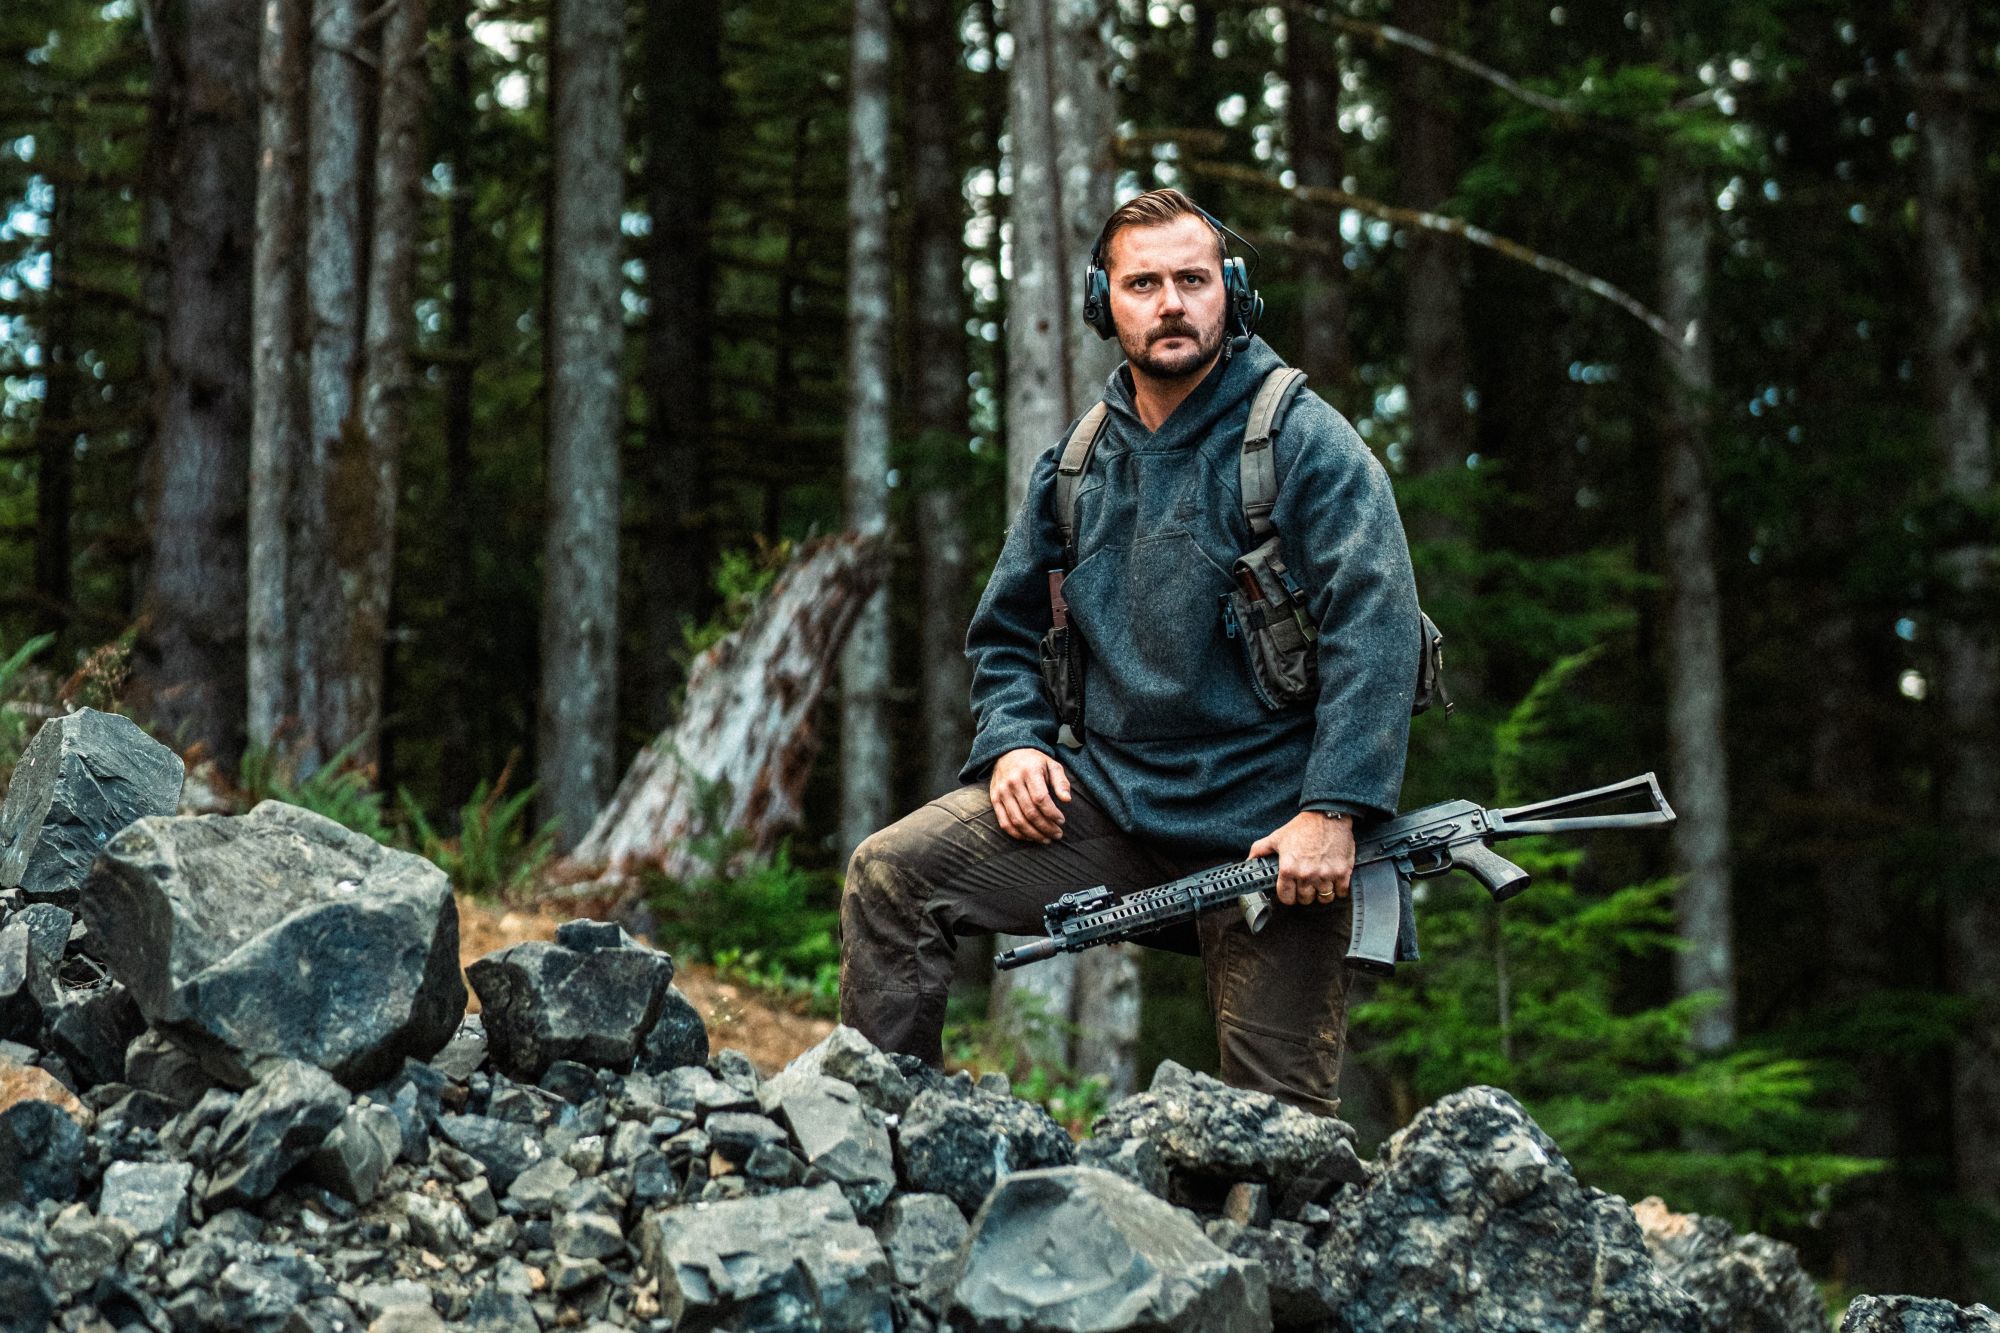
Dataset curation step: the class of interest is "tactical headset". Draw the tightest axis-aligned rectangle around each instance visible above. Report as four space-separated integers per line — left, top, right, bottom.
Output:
1081 198 1263 343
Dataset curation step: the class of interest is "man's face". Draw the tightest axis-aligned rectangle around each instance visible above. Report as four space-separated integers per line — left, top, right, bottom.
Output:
1104 214 1230 381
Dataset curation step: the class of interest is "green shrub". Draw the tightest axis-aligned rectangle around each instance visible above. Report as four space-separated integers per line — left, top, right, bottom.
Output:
236 737 394 845
398 761 559 901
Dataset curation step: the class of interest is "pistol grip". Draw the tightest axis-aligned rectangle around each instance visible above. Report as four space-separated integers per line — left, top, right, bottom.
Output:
1454 841 1531 902
1344 859 1403 976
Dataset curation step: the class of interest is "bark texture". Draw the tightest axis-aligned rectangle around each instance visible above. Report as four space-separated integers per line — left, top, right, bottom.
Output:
539 0 628 848
1916 0 2000 1290
573 535 888 884
438 0 479 806
909 0 973 801
355 0 429 771
246 0 307 752
1390 0 1471 480
838 0 896 859
1283 8 1350 391
994 0 1134 1091
637 0 723 732
138 0 258 767
1656 154 1735 1054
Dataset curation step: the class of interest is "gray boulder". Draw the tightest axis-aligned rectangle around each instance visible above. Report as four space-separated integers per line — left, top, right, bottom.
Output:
306 1101 403 1204
946 1165 1270 1333
635 982 708 1073
466 922 678 1081
80 800 466 1089
0 1097 85 1205
873 1192 969 1291
1633 1195 1824 1333
897 1080 1074 1215
1206 1218 1338 1329
640 1181 894 1331
0 708 184 904
98 1160 195 1244
203 1058 351 1208
760 1068 897 1217
437 1112 546 1191
0 1223 54 1333
1316 1085 1704 1332
46 976 145 1088
778 1024 915 1116
1089 1059 1364 1213
1841 1296 2000 1332
0 918 54 1043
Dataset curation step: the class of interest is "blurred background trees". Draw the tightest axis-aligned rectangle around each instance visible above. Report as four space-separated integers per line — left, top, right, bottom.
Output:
3 0 1998 1303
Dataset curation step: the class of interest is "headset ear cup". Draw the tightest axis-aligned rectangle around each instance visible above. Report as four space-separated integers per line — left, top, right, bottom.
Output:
1083 264 1115 340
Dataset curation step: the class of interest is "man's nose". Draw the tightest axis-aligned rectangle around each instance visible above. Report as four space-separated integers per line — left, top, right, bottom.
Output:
1158 281 1185 315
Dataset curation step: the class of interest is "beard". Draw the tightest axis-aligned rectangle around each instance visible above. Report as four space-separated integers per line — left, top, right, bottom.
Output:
1120 309 1227 381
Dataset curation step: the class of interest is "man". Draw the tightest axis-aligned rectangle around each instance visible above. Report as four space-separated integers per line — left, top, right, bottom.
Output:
839 188 1419 1115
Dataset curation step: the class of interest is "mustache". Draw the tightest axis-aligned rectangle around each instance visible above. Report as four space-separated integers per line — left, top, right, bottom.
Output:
1148 320 1200 343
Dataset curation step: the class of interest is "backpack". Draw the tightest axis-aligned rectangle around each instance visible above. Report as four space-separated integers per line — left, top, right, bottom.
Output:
1040 367 1448 742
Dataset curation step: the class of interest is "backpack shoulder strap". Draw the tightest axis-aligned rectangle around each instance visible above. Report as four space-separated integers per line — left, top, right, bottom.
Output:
1054 401 1112 552
1240 366 1308 540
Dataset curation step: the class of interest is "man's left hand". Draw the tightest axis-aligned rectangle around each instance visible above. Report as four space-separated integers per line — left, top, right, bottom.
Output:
1248 812 1355 907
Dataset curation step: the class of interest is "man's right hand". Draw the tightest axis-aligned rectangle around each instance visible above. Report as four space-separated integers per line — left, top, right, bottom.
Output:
990 748 1072 843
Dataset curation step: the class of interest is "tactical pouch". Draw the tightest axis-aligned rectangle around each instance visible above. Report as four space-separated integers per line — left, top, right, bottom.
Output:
1039 569 1085 747
1223 536 1318 710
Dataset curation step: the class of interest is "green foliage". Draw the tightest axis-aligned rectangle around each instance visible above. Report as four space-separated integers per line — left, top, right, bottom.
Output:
942 995 1112 1135
236 739 395 845
0 632 52 786
680 538 793 658
397 762 560 902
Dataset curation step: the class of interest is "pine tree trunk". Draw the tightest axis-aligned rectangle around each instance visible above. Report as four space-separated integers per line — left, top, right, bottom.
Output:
1915 0 2000 1290
539 0 628 849
1283 9 1349 391
294 0 367 769
32 154 77 645
909 0 973 801
1656 152 1735 1054
838 0 896 859
438 0 479 807
246 0 308 752
637 0 722 733
355 0 428 771
138 0 258 769
1390 0 1471 480
993 0 1133 1088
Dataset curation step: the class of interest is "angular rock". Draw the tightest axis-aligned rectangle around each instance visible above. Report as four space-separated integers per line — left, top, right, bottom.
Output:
873 1192 969 1290
0 1055 88 1122
212 1251 326 1330
307 1102 403 1204
505 1155 579 1212
1206 1218 1338 1328
467 924 676 1081
776 1024 914 1116
44 1203 130 1301
437 1113 545 1192
429 1017 487 1083
948 1165 1269 1333
0 1225 54 1333
1840 1295 2000 1332
0 708 184 904
402 1191 473 1255
46 977 145 1088
124 1028 215 1107
1089 1060 1363 1212
658 1062 754 1116
1317 1086 1703 1332
1633 1195 1824 1333
1075 1132 1170 1198
0 919 54 1042
99 1160 194 1244
761 1070 896 1217
82 801 467 1090
641 1181 893 1331
204 1059 352 1208
897 1083 1074 1215
706 1110 788 1164
0 1096 86 1204
634 983 708 1074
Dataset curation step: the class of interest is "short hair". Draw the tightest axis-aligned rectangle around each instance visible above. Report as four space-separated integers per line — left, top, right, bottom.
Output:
1097 188 1227 271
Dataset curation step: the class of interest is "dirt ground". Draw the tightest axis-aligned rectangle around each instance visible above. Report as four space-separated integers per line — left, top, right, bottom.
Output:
455 895 835 1074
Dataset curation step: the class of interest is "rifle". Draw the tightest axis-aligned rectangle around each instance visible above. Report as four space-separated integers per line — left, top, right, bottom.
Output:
993 773 1676 977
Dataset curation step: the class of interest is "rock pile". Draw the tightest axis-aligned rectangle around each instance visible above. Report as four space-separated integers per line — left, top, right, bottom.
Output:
0 711 1994 1333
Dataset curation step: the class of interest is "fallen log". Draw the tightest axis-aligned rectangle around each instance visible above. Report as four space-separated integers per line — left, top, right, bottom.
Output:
569 532 887 886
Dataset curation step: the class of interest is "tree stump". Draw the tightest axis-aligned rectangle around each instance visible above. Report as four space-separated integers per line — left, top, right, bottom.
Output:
570 533 887 886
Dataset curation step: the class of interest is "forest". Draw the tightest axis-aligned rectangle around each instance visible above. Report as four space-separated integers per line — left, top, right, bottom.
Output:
2 0 1998 1310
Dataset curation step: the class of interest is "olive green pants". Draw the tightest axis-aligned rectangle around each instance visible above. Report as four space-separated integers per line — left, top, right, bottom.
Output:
838 783 1355 1116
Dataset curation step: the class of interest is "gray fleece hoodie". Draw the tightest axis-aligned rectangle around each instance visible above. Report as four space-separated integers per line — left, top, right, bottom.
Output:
960 336 1421 860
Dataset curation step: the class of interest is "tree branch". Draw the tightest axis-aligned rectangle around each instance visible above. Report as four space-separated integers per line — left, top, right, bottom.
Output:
1276 0 1587 118
1179 157 1688 349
